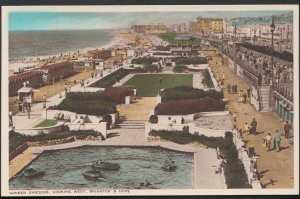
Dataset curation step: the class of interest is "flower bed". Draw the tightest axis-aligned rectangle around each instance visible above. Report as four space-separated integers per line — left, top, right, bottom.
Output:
155 97 226 115
102 86 134 104
149 130 250 188
131 57 161 66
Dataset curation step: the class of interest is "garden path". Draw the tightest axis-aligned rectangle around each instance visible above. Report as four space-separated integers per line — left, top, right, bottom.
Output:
193 73 204 89
117 97 157 121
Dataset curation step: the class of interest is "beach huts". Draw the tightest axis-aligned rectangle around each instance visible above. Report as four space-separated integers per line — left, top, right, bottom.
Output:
43 61 74 84
9 70 43 96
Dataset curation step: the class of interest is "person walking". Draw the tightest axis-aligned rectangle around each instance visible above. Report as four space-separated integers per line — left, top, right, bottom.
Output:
247 86 251 98
227 84 231 94
265 133 272 152
250 118 257 134
284 121 291 139
274 130 281 152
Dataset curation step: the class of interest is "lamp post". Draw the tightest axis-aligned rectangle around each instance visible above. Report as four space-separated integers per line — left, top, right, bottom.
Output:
234 25 237 73
234 25 237 45
270 16 275 87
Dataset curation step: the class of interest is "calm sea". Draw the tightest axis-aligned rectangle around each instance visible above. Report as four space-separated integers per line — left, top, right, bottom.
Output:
9 29 114 60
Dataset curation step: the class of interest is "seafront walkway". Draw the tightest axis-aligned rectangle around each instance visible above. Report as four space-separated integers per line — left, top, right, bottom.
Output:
205 47 294 188
10 128 226 189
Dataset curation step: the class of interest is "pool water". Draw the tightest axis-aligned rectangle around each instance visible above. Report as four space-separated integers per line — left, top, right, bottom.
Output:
9 146 193 189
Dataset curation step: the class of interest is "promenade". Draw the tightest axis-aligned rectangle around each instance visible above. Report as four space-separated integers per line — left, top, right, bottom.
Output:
206 47 294 188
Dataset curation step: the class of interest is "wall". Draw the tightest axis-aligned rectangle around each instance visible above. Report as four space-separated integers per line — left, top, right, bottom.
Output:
15 122 64 136
250 86 260 111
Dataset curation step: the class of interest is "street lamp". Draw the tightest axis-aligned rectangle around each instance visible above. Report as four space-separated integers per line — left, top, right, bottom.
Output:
270 16 275 86
234 25 237 45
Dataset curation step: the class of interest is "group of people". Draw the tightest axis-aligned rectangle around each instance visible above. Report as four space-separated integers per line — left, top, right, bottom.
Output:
227 83 238 94
243 118 258 135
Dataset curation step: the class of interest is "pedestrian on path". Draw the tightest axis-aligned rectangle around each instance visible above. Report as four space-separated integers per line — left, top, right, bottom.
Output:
284 121 291 139
227 84 231 94
274 130 281 152
243 92 247 103
222 72 225 81
247 86 251 98
265 133 272 152
238 90 243 103
250 118 257 134
27 109 30 119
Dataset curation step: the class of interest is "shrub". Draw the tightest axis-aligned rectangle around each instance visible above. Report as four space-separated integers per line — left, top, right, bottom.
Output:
173 64 188 73
144 65 160 73
155 45 170 51
91 68 129 88
202 69 214 88
149 115 158 124
149 130 250 188
154 97 226 115
102 114 112 129
102 86 134 104
9 131 27 152
175 57 208 65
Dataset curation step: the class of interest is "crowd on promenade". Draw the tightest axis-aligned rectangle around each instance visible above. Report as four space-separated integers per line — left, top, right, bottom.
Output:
220 44 293 87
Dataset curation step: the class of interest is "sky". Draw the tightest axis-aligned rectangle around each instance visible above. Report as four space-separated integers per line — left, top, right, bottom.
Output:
9 11 290 31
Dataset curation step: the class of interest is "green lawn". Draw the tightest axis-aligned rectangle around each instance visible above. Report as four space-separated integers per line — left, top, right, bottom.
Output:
34 119 58 128
123 74 193 97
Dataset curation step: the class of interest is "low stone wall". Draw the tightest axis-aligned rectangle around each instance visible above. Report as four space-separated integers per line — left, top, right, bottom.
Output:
27 135 99 147
250 86 260 111
15 122 64 136
145 122 226 138
9 143 29 161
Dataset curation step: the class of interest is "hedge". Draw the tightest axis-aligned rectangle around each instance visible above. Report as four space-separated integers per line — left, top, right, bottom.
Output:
175 57 208 65
202 69 214 88
102 86 134 104
155 97 226 115
239 42 293 62
149 130 250 188
53 92 116 116
160 86 223 102
131 57 161 66
173 64 188 73
91 68 130 88
9 130 101 152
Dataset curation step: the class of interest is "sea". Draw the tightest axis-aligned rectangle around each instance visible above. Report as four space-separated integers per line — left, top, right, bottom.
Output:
9 29 114 61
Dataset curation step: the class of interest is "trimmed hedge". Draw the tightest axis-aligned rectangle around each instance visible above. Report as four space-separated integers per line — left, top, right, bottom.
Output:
91 69 129 88
131 57 161 66
161 86 223 102
239 42 293 62
202 69 214 88
175 57 208 65
173 64 188 73
53 92 116 116
102 86 134 104
149 130 251 188
155 97 226 115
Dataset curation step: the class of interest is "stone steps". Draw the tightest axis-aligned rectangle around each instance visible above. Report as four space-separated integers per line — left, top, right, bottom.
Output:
116 120 146 129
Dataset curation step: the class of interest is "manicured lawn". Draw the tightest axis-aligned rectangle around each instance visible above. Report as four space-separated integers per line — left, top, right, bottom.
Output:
123 74 193 97
34 119 57 128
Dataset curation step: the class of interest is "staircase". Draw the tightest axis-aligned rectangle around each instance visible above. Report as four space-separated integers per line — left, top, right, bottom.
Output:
258 85 271 112
116 120 146 129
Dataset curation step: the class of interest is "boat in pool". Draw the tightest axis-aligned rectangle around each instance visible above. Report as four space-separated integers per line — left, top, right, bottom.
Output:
23 168 45 178
83 170 104 180
92 161 120 171
161 160 177 172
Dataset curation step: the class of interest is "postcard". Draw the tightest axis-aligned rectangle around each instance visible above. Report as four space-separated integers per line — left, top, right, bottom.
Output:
1 4 299 196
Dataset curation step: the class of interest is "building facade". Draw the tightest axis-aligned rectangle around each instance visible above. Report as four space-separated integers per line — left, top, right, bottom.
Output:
191 17 223 34
132 24 168 34
43 62 75 84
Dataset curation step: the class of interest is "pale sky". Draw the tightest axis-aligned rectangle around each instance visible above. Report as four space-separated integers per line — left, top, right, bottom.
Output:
9 11 290 31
